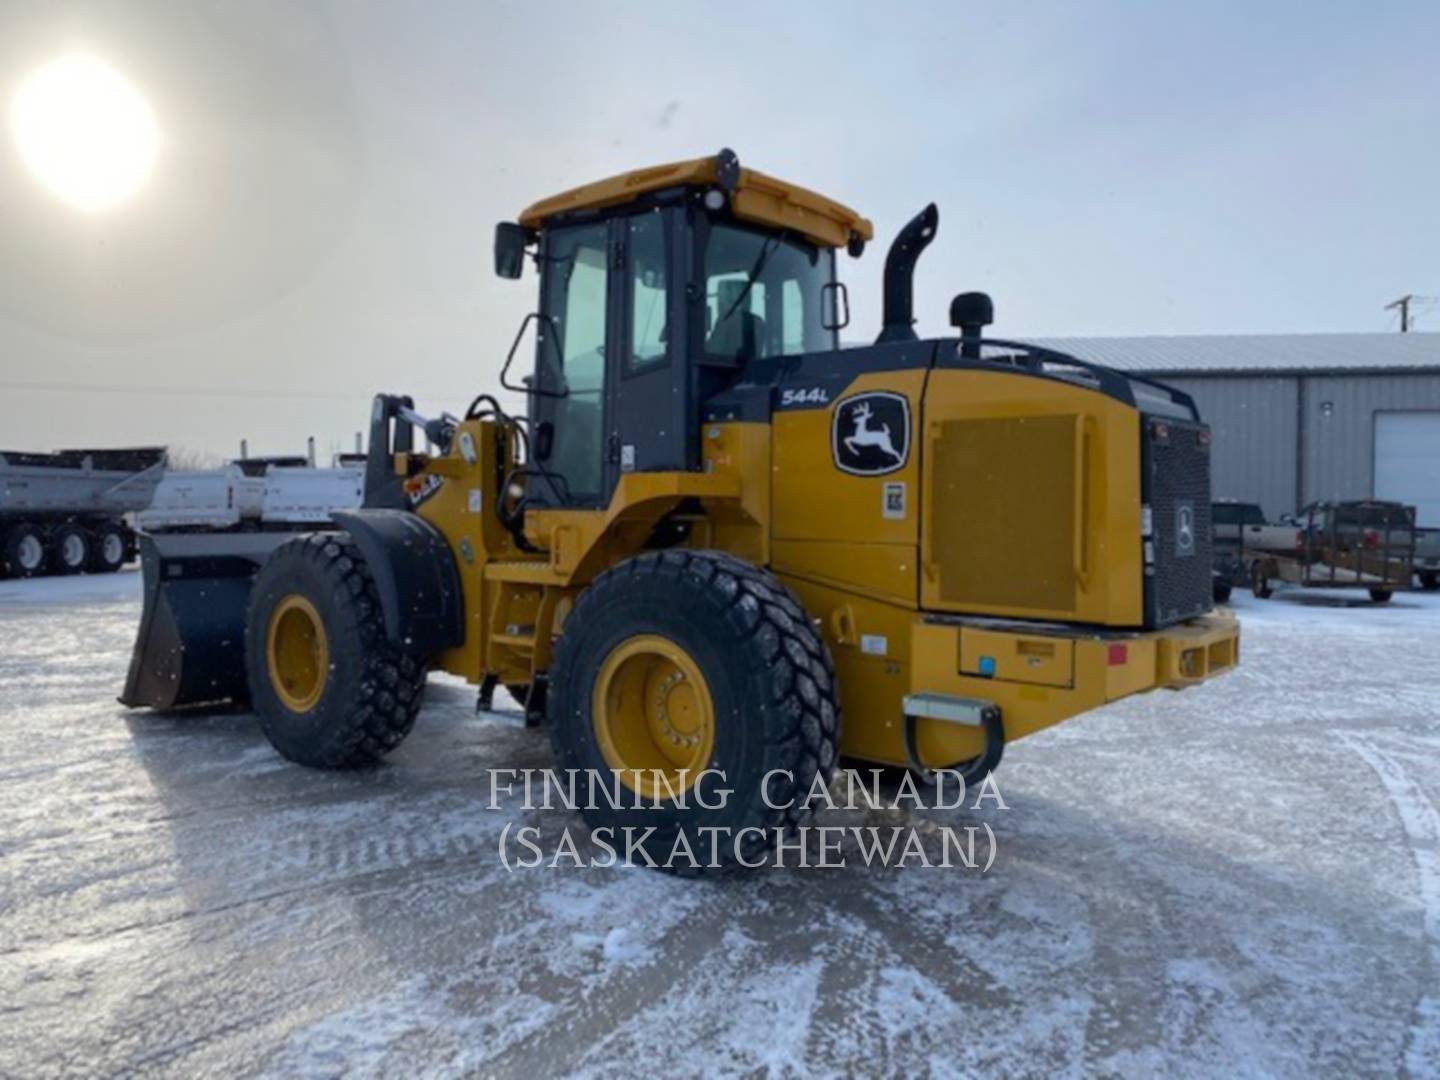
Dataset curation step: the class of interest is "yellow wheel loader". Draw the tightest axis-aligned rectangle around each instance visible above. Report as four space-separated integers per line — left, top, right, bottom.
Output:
121 149 1238 868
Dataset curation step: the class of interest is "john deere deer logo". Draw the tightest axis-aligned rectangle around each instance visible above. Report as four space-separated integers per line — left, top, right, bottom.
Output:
1175 502 1196 557
833 392 910 476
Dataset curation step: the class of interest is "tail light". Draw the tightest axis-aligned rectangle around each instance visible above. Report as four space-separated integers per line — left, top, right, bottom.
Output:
1363 529 1379 550
1150 420 1170 443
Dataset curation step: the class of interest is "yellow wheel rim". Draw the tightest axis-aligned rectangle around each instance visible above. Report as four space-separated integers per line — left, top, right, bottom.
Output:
592 634 715 800
266 594 330 712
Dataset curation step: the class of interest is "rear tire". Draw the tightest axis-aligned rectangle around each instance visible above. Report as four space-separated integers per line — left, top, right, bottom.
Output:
4 523 48 578
89 524 129 573
246 533 426 769
1368 589 1393 603
52 525 90 575
547 549 840 872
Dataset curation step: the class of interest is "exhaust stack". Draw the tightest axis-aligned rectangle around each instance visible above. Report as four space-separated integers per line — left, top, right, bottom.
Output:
876 203 939 344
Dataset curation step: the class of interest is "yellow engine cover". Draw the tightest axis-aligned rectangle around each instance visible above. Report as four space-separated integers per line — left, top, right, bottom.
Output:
767 366 1145 628
920 368 1144 626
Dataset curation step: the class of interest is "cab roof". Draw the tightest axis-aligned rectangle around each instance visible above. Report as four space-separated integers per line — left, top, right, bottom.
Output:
517 152 874 251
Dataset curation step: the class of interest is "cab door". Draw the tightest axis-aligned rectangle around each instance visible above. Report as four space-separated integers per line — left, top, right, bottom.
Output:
531 220 615 507
605 208 692 484
531 209 692 508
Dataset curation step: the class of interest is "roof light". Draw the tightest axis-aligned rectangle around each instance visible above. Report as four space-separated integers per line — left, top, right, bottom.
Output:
703 188 726 211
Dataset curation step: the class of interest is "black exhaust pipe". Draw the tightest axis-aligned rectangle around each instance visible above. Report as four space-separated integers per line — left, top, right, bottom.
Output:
876 203 939 344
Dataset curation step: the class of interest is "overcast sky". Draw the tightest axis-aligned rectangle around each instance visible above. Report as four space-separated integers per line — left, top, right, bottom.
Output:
1 1 1437 459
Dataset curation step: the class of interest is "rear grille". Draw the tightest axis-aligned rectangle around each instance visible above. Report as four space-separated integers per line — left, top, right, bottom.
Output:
1143 418 1213 628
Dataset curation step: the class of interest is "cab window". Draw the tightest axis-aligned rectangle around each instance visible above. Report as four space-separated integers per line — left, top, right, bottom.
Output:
539 222 608 502
702 223 834 363
627 213 669 376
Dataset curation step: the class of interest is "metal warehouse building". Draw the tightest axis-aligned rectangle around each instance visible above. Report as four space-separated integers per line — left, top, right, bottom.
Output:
1031 333 1440 526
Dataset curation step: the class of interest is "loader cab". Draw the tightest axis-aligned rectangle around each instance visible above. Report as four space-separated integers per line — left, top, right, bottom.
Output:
497 151 869 510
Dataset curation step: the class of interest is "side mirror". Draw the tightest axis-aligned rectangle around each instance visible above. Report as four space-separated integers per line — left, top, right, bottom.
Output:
821 282 850 333
494 222 530 280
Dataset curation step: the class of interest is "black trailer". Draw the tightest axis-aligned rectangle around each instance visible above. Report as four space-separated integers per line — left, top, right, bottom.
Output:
1248 500 1416 604
0 447 167 577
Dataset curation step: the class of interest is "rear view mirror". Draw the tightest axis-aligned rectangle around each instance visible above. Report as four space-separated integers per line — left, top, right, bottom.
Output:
821 281 850 332
494 222 530 279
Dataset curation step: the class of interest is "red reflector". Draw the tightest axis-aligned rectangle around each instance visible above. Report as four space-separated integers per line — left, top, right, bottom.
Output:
1107 644 1128 666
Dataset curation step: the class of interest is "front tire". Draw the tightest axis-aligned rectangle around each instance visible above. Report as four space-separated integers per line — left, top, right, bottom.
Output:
246 533 426 769
1369 588 1393 603
548 550 840 872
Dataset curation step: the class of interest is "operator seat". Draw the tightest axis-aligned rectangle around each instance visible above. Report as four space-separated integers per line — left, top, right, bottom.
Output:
707 280 767 361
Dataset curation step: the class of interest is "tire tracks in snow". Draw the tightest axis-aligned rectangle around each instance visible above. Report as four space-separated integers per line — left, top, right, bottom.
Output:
1338 731 1440 1077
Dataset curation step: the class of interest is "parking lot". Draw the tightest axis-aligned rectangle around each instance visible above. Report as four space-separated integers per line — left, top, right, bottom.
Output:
2 569 1438 1077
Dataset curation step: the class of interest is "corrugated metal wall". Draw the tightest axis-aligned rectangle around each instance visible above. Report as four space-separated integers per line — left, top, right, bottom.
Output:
1162 376 1299 517
1145 372 1440 516
1301 373 1440 505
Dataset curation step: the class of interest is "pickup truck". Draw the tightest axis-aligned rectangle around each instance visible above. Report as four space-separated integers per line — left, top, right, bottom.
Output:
1213 501 1297 552
1210 500 1296 601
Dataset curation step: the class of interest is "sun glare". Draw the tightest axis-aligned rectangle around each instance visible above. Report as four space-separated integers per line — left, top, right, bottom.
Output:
9 54 158 212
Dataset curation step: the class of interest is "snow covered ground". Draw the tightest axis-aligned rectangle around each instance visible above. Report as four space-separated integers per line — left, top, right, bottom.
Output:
1 569 1438 1077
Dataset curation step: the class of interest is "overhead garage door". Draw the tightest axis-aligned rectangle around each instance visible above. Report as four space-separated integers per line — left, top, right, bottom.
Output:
1375 411 1440 526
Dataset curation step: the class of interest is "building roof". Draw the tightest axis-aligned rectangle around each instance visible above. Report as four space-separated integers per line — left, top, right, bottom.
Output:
517 152 874 250
1021 332 1440 376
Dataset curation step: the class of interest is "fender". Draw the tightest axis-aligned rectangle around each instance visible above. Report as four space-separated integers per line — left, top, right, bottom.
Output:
330 509 465 655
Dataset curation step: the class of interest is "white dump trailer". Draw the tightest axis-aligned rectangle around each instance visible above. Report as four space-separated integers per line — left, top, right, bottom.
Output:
138 456 364 532
0 447 167 577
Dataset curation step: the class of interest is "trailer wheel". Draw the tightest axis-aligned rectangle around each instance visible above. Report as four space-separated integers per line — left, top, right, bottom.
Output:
1250 563 1273 599
1368 589 1393 604
52 526 90 575
89 524 129 573
1419 571 1439 592
547 549 840 873
4 523 48 578
246 533 427 769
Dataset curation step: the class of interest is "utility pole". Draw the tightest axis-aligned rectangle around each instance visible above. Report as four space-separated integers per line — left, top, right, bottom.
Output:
1386 294 1414 332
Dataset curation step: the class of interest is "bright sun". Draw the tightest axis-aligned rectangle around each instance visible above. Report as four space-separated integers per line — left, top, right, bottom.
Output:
9 54 158 212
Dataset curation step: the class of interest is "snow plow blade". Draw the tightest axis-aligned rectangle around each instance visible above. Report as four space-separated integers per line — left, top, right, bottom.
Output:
120 532 292 710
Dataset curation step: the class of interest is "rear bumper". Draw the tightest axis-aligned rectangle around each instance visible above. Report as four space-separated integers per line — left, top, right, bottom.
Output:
1153 611 1241 688
903 610 1239 768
